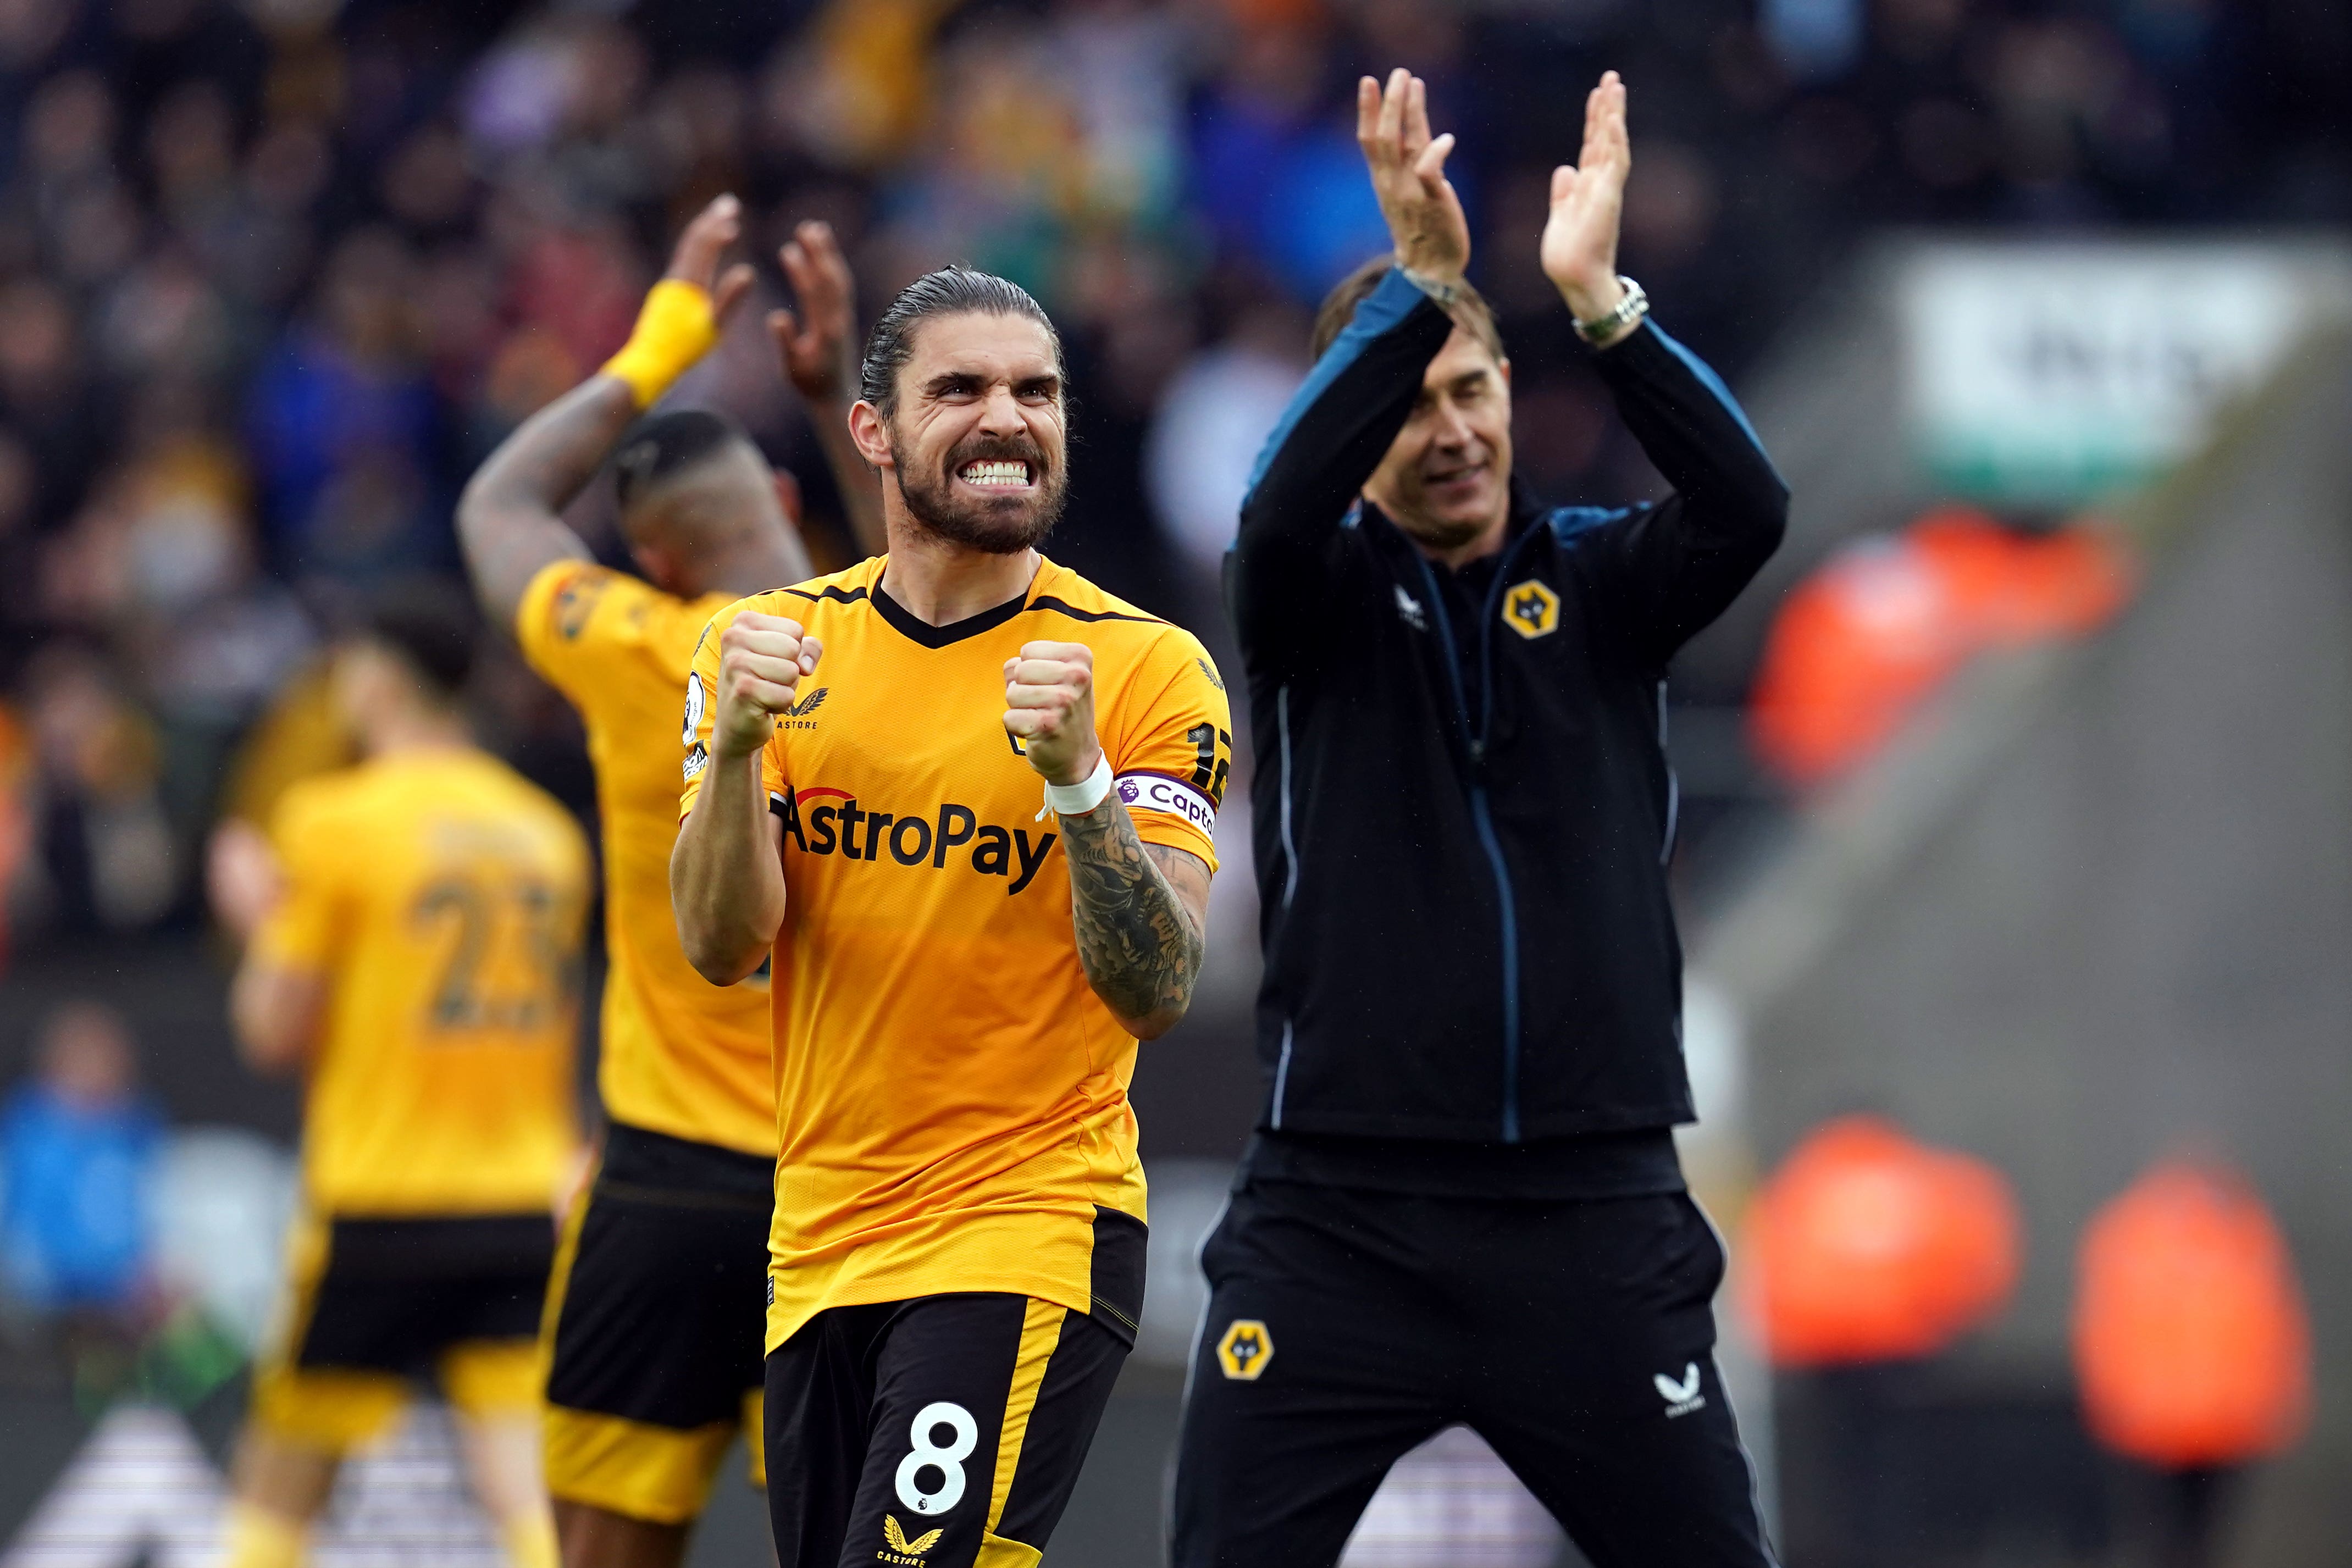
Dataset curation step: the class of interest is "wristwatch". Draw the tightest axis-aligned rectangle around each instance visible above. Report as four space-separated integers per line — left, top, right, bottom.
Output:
1572 275 1648 345
1398 265 1464 309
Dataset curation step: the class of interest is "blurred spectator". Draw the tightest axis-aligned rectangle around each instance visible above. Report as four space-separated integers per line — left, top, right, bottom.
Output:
1745 1113 2020 1370
13 645 178 934
0 1001 164 1320
244 227 447 584
1187 24 1392 302
1744 1115 2022 1568
1145 298 1306 582
2074 1159 2311 1568
1748 506 2134 788
0 274 102 529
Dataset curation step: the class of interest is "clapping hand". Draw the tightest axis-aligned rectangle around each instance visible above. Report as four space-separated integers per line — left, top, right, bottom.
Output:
1541 73 1633 331
1356 68 1470 286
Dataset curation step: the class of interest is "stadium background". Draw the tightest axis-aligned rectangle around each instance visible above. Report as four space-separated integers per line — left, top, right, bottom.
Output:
0 0 2348 1562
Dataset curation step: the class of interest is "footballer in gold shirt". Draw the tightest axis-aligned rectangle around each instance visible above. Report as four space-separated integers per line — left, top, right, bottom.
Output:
213 589 589 1568
673 267 1228 1568
457 195 881 1552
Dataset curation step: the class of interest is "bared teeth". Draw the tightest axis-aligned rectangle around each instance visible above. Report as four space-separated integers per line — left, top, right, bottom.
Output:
960 459 1030 486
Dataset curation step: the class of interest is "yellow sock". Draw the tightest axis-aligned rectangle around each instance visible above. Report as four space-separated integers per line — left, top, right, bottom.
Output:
499 1510 561 1568
222 1501 308 1568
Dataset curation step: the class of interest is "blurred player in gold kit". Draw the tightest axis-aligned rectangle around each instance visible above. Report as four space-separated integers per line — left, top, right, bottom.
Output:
457 193 878 1568
209 587 593 1568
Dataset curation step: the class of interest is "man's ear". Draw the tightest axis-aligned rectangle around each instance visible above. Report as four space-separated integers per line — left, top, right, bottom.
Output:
628 541 674 589
848 400 895 470
1498 356 1513 389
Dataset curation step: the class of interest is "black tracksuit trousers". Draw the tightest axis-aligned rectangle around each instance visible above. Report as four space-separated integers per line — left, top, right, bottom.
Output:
1171 1178 1778 1568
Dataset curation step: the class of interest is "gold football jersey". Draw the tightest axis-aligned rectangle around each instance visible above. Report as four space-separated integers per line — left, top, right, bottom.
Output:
253 748 591 1214
681 557 1231 1350
517 561 775 1156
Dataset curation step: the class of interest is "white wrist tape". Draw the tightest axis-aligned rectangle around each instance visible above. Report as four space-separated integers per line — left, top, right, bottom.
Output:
1039 751 1114 819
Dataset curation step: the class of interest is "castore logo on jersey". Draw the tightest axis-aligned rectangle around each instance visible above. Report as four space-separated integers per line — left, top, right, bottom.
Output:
781 686 828 728
1654 1362 1706 1417
879 1514 943 1561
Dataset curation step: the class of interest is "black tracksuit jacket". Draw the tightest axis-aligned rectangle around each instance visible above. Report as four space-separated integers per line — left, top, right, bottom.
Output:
1229 268 1787 1145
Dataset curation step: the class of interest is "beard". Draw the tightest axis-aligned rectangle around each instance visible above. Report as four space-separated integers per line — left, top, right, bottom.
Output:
891 430 1069 556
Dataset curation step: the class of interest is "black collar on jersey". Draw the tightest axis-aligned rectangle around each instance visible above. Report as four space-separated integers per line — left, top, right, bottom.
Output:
871 581 1030 648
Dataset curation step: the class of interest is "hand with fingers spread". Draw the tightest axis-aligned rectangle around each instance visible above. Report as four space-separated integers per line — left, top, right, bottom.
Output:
711 613 824 763
770 220 860 405
1355 67 1470 286
601 193 760 408
666 193 760 321
769 215 888 555
1004 642 1103 789
1542 71 1634 332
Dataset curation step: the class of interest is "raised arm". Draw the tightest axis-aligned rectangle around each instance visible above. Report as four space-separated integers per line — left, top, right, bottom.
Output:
672 612 818 983
1542 74 1789 657
770 220 887 559
1231 71 1465 671
457 195 756 628
1004 642 1211 1040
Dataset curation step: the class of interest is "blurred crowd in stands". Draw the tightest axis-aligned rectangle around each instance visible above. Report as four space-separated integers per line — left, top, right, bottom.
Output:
0 0 2342 957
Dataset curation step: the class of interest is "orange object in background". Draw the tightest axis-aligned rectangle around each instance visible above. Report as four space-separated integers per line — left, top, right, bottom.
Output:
1748 506 2135 786
0 701 29 972
2074 1162 2311 1470
1743 1115 2022 1367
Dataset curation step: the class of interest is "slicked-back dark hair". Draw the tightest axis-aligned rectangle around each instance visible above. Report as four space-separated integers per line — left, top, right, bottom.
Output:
365 579 477 701
859 266 1064 417
611 408 757 513
1312 254 1504 364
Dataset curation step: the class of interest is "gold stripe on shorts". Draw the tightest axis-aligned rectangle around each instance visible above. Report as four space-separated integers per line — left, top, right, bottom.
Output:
983 1299 1066 1535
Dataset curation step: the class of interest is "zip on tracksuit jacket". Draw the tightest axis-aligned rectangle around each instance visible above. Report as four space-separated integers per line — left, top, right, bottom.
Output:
1229 268 1787 1145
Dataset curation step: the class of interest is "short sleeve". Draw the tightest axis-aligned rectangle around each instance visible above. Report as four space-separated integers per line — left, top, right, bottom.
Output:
250 784 347 973
679 599 790 822
514 561 655 703
1104 633 1233 874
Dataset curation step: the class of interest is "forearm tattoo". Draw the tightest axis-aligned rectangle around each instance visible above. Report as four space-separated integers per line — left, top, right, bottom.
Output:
1058 800 1208 1029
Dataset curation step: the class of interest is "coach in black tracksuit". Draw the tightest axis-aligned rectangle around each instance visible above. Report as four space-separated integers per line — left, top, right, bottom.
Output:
1171 70 1786 1567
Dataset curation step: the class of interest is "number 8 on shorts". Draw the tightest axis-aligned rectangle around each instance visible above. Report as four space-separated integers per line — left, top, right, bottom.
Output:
895 1401 978 1515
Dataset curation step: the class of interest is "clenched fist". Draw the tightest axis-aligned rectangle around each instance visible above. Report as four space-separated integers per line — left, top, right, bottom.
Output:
1003 641 1103 787
711 612 823 762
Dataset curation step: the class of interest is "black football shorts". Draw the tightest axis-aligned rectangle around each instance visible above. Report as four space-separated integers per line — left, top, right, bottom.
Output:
252 1210 553 1448
764 1289 1135 1568
541 1122 774 1523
